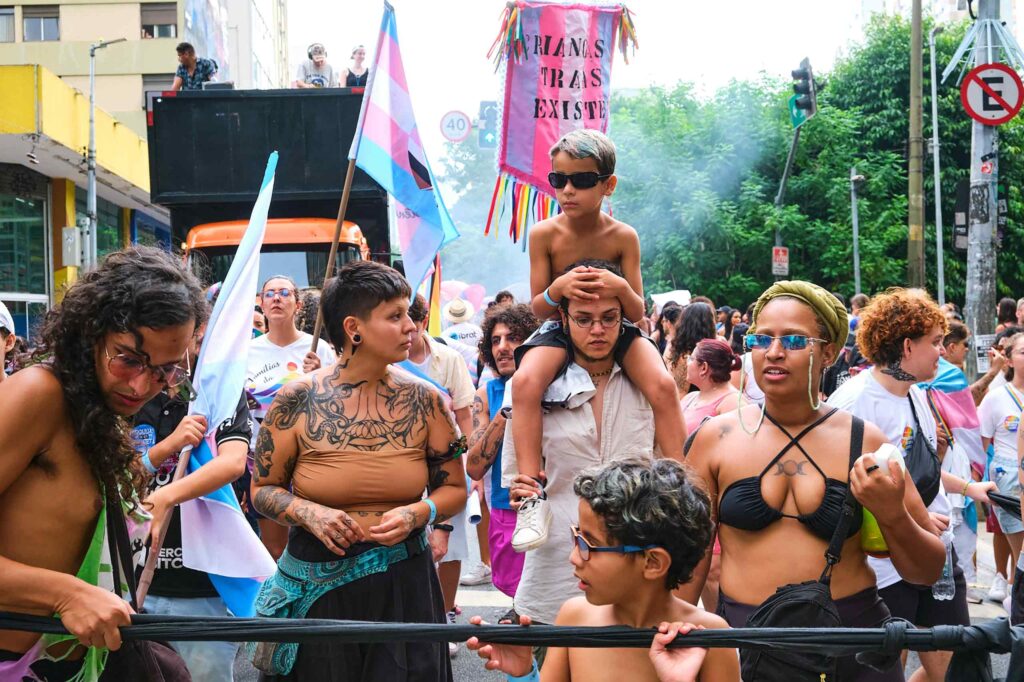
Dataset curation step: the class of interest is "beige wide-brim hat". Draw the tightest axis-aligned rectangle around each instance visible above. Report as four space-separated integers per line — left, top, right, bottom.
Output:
444 299 474 324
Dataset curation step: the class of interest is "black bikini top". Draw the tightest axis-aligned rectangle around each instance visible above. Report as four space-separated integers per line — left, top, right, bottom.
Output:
718 408 864 541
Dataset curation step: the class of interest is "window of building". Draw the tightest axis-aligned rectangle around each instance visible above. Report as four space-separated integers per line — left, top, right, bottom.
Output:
75 189 123 260
0 8 14 43
23 5 59 42
0 194 47 296
141 2 176 39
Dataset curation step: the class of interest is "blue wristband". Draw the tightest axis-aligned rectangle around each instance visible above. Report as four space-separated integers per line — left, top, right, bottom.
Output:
141 449 158 474
424 498 437 525
543 288 559 308
507 660 539 682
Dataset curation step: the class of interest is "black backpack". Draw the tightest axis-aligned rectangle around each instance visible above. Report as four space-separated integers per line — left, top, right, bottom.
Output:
739 416 864 681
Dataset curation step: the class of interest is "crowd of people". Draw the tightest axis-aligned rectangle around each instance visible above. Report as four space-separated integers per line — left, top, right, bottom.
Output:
0 127 1022 682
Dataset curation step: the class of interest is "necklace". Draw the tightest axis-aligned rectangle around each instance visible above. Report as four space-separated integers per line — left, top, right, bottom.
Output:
588 367 613 378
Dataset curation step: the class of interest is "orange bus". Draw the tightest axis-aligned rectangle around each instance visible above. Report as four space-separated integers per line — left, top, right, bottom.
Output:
184 218 370 289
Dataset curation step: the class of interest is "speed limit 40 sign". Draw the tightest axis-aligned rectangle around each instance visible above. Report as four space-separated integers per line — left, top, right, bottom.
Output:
440 110 471 143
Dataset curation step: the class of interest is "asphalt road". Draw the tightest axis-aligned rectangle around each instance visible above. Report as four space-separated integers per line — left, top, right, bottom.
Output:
232 525 1011 681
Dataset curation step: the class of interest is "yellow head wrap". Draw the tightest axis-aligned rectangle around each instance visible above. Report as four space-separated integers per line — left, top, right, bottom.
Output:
750 280 849 346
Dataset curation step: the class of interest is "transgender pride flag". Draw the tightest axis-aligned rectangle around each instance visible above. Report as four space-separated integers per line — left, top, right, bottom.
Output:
350 1 459 291
179 153 278 617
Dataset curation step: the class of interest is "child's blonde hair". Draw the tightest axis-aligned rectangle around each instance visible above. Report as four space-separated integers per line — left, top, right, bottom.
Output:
549 129 616 176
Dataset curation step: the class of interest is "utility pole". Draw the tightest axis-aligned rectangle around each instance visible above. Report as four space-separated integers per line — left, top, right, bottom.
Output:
850 168 864 295
907 0 926 287
964 0 1000 378
87 37 126 269
929 26 946 306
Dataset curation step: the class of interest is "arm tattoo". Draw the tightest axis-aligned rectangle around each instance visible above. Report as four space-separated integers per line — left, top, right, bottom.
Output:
471 417 507 474
253 428 275 480
467 395 485 449
253 486 295 521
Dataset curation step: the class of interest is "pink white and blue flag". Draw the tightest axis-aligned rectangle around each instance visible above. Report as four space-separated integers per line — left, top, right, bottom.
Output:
179 153 279 617
350 1 459 291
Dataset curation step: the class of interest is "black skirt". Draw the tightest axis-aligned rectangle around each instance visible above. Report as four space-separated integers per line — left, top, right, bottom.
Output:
260 528 452 682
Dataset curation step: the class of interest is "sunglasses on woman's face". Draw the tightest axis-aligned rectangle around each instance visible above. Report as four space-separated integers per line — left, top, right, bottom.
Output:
548 171 611 190
744 334 827 352
262 288 293 300
104 346 189 388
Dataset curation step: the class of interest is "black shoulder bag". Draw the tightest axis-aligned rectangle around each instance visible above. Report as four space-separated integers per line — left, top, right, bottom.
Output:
99 496 192 681
739 417 864 682
905 395 942 507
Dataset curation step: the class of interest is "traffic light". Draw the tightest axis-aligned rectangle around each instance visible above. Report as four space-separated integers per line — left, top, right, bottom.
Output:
790 58 818 126
479 101 498 148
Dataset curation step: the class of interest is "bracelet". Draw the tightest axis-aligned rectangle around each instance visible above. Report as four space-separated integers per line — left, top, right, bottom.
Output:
542 288 559 308
141 449 158 474
424 498 437 525
961 480 971 497
432 523 454 532
507 660 539 682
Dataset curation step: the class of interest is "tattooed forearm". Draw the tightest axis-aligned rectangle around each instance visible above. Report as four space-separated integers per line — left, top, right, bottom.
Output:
467 395 485 449
467 415 507 477
253 428 275 480
253 486 295 521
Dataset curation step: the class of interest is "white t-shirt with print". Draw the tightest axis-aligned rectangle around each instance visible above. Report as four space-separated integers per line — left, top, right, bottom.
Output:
827 369 950 589
979 383 1023 460
246 333 336 419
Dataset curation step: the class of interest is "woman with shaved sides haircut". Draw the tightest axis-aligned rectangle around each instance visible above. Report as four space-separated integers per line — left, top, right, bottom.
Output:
684 281 943 681
251 261 467 682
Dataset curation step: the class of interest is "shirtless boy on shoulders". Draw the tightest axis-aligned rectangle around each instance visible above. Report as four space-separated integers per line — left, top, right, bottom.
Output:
468 458 738 682
510 129 685 553
0 247 207 680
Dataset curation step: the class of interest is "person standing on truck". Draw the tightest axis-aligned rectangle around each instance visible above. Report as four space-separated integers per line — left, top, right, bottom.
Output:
340 44 369 87
247 275 336 559
293 43 338 89
171 42 217 91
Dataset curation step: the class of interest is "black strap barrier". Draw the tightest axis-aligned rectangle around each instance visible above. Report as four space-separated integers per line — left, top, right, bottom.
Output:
2 613 1021 681
989 491 1021 519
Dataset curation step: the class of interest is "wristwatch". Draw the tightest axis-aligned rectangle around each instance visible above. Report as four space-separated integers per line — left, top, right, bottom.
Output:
432 523 454 533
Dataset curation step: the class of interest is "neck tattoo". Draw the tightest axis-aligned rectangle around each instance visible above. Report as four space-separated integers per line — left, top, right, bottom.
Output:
589 367 613 379
881 361 918 382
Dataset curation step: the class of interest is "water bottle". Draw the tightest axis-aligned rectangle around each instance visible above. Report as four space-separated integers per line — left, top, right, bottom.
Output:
860 510 890 558
931 529 955 601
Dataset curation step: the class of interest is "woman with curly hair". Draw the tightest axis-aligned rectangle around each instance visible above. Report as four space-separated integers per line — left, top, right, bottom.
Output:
666 302 717 394
828 288 990 681
685 281 943 681
0 246 207 680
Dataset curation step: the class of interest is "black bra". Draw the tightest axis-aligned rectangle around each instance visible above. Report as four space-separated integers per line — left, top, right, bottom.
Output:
718 408 863 542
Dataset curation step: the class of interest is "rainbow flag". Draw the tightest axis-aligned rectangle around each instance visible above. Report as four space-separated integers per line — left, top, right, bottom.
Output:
350 1 458 291
179 153 278 617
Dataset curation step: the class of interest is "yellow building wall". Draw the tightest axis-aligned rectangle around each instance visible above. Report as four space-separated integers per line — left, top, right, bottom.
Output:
0 66 37 134
50 178 77 271
35 68 151 191
60 3 140 42
61 74 143 114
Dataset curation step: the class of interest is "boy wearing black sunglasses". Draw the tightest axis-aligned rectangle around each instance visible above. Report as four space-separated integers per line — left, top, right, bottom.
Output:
510 129 686 553
467 459 738 682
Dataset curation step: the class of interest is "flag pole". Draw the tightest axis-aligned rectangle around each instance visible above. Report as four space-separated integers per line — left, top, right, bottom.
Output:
137 444 195 608
310 157 357 353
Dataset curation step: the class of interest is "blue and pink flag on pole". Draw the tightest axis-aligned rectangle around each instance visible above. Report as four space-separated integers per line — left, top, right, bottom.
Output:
350 1 458 292
179 153 279 618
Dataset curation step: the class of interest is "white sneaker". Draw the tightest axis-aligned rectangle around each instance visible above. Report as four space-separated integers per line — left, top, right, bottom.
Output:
1003 594 1013 615
446 610 458 657
988 574 1009 602
459 563 493 586
512 495 551 553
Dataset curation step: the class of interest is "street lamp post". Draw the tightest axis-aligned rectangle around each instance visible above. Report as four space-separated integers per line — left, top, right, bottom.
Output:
850 167 865 295
929 25 946 306
87 37 127 268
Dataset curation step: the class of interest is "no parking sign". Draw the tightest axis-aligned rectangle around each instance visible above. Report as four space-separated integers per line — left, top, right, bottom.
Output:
960 63 1024 126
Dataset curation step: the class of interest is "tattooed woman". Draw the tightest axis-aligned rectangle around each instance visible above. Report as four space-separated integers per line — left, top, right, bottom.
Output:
250 260 467 682
683 281 943 681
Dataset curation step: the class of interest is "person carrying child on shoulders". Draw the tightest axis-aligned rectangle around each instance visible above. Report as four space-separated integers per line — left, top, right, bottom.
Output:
509 129 686 552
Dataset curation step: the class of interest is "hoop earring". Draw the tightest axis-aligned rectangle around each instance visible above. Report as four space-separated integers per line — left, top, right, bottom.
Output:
807 346 822 410
737 354 766 435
